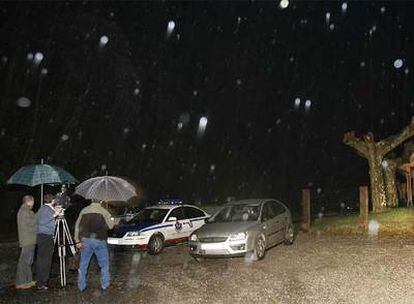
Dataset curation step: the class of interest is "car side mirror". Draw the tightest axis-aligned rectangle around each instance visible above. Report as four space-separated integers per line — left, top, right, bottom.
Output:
167 216 177 222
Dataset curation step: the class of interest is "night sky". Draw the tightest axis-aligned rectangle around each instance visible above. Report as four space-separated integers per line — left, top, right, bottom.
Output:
1 1 414 208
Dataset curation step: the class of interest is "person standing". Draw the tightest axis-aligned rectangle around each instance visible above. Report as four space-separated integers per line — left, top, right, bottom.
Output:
36 194 61 290
15 195 37 289
74 199 114 292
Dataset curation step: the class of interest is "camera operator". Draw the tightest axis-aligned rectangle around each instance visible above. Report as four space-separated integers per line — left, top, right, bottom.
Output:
35 194 62 290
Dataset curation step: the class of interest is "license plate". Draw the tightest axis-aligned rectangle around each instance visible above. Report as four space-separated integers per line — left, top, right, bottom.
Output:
201 243 218 250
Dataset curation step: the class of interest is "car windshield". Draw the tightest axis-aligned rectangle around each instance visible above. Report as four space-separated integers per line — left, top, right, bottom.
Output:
128 208 168 224
210 204 260 223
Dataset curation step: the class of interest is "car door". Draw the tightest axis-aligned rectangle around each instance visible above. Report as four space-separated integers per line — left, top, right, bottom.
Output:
269 201 288 242
164 207 187 241
261 202 278 246
183 207 208 236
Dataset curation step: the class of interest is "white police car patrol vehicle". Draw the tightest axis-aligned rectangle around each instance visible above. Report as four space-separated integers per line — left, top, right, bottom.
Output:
107 199 210 255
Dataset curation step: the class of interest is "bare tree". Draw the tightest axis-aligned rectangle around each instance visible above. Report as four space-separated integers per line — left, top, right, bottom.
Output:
343 119 414 212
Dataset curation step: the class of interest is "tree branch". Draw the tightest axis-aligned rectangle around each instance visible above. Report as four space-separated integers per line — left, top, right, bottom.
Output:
343 131 369 158
378 119 414 156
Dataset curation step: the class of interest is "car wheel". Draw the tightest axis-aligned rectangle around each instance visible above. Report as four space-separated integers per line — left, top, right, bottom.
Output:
148 234 164 255
284 224 294 245
250 235 266 261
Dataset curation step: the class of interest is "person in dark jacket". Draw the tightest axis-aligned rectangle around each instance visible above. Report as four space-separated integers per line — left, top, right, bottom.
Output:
15 195 37 289
74 199 114 292
35 194 61 290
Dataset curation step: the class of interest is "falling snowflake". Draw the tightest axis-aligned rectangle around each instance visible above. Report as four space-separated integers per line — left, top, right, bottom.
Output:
197 116 208 137
16 97 31 108
305 99 312 109
368 219 379 236
166 20 176 37
294 97 301 108
393 58 403 69
34 52 44 64
341 2 348 13
99 35 109 46
61 134 69 141
325 12 331 23
177 122 183 131
279 0 289 9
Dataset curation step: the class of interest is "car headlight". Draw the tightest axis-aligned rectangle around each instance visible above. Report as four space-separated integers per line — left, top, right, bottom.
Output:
228 232 247 242
189 234 198 241
125 231 140 237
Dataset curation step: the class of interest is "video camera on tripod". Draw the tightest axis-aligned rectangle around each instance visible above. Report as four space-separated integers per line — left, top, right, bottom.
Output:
54 184 71 211
53 184 77 287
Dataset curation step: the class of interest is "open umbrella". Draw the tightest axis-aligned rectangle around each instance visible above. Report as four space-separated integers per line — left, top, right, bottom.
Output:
75 176 137 202
7 159 78 204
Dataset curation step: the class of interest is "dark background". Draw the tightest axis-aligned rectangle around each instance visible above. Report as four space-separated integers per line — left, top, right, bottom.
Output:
1 1 413 222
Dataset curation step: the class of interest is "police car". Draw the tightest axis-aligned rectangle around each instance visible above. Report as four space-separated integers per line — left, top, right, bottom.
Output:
107 199 210 255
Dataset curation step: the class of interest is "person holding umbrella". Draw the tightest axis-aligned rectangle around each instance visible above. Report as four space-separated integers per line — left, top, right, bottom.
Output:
36 194 62 290
15 195 37 290
74 199 114 292
74 175 138 292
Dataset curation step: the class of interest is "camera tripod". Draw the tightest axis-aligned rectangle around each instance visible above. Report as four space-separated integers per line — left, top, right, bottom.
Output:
54 212 77 287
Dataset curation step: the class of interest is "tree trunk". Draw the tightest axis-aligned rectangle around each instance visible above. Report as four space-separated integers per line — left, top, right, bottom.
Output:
383 159 399 207
343 120 414 213
369 157 387 212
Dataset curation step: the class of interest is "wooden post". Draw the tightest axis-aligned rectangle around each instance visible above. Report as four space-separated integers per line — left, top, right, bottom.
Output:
406 173 412 207
302 189 310 232
359 186 369 228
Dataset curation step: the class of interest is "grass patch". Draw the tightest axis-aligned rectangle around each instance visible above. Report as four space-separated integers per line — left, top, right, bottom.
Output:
314 208 414 237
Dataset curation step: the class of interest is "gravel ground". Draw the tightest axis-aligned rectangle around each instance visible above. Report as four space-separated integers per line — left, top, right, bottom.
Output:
1 234 414 304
